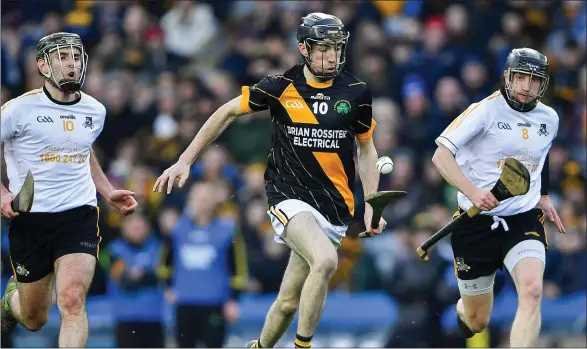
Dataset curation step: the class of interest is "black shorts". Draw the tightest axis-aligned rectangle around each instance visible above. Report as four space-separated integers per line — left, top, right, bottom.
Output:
450 207 547 280
8 205 101 283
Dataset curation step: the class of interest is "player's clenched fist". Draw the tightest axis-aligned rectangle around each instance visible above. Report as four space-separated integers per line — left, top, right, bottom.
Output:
0 191 18 218
363 203 387 237
466 187 500 212
153 160 191 194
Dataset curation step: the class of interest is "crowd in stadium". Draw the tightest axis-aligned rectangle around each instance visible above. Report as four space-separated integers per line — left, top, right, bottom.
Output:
1 0 585 347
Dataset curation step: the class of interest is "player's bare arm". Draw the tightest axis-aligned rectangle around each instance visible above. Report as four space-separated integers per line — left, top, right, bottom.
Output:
0 145 18 218
432 144 499 211
357 138 386 235
153 95 248 194
89 148 137 215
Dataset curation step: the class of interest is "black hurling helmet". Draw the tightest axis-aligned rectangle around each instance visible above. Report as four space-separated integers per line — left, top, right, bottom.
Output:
36 32 88 93
297 13 350 80
503 48 550 112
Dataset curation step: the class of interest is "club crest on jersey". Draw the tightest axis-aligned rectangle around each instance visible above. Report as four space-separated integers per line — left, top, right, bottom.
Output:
455 257 471 272
15 264 30 276
84 116 93 129
334 100 351 115
538 123 548 136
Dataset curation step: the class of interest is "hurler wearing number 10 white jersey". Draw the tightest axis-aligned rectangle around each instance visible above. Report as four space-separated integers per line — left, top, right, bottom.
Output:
0 32 138 347
432 48 566 347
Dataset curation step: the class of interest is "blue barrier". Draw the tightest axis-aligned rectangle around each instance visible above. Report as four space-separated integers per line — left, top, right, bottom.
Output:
41 291 398 331
13 292 398 348
4 277 585 346
239 291 398 329
10 288 586 333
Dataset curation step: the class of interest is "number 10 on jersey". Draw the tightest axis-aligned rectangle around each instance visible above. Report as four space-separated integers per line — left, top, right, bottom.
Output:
312 102 328 115
63 120 75 132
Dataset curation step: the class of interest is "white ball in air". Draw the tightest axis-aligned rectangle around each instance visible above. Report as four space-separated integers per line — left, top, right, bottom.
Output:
376 156 394 174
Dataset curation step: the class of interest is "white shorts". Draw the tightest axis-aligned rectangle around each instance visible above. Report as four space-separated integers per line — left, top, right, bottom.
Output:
267 199 348 248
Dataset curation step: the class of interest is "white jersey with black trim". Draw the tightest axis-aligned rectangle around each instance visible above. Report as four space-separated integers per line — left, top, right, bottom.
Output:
1 88 106 213
435 90 559 217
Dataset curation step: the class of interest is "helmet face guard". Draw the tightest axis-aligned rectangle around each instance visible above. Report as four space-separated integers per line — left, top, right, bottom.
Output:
302 27 350 80
504 68 549 111
37 33 88 93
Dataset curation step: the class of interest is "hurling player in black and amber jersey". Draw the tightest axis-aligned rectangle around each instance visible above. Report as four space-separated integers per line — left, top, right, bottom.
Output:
241 62 374 227
154 13 385 348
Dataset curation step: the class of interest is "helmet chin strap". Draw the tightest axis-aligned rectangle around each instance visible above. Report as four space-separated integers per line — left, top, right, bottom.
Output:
305 62 334 82
44 73 81 94
302 51 337 82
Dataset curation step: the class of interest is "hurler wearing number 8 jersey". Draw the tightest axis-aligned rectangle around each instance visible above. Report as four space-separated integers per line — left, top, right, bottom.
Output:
0 32 137 347
153 13 386 348
432 47 566 347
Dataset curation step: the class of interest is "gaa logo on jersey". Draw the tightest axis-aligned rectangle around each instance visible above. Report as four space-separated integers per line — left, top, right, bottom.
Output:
334 100 351 115
84 116 93 129
497 122 512 130
285 100 304 109
36 116 54 123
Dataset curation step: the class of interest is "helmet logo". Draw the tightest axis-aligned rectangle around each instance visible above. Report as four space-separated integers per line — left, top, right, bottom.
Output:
61 36 77 45
526 63 539 72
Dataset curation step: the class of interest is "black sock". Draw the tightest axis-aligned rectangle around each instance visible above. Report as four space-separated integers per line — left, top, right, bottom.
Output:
295 334 312 348
457 314 475 338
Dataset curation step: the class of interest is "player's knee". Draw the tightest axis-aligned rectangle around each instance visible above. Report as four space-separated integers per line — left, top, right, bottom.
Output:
57 284 86 316
517 278 542 310
312 253 338 278
22 313 48 332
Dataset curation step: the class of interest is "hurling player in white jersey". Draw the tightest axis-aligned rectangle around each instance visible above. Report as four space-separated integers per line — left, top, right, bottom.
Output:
0 32 138 347
433 48 566 347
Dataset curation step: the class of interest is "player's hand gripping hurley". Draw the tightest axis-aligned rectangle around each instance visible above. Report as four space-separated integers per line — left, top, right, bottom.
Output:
359 191 407 238
417 157 531 260
1 170 35 218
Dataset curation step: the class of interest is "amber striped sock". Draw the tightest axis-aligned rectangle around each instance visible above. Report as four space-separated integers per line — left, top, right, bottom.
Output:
295 334 312 348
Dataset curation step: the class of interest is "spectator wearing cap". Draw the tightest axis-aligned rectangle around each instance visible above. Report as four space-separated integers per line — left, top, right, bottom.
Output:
144 26 178 77
399 74 435 153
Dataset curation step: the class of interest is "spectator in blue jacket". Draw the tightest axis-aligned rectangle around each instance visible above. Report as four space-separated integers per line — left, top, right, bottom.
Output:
162 181 248 348
101 214 165 348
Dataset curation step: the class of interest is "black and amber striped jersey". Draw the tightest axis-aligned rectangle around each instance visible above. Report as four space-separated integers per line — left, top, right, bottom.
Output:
240 64 376 226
